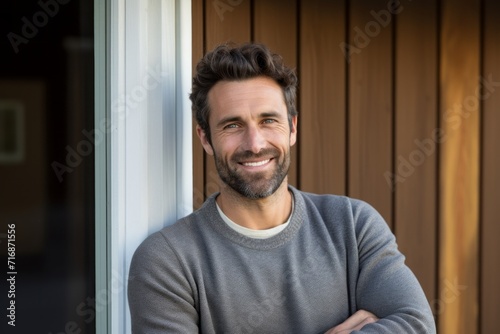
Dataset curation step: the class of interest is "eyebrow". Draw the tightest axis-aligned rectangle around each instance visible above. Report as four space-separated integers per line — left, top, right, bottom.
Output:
216 111 283 128
260 111 282 119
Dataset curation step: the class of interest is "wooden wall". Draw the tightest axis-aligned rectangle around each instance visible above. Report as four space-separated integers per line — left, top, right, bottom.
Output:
191 1 500 333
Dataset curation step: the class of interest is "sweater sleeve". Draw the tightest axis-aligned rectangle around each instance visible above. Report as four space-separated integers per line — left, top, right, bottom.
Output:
128 231 199 333
351 200 436 334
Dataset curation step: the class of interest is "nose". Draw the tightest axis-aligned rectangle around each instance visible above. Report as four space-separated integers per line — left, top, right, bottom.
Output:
243 125 266 154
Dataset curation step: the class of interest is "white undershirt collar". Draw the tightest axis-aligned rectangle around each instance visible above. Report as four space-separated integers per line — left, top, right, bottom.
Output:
215 194 294 239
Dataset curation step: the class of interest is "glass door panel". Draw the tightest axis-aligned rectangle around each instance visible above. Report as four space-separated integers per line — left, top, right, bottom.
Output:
0 1 95 332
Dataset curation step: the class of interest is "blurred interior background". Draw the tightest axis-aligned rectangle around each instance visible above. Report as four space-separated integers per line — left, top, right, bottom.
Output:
0 1 94 332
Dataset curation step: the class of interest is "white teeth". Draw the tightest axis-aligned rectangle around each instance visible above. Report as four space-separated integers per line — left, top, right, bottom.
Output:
242 159 270 167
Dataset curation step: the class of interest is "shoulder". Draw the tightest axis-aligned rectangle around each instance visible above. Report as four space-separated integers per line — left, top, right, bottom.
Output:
292 187 390 238
129 229 176 277
133 210 210 260
293 187 379 220
131 195 219 268
128 210 210 294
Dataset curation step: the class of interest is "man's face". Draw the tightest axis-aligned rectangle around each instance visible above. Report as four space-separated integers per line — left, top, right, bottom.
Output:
198 76 297 199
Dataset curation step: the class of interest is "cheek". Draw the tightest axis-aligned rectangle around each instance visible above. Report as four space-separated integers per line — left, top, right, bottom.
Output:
268 131 292 149
213 139 238 159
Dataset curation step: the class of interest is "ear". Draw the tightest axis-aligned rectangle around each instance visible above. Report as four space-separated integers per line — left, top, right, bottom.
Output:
196 125 214 156
289 115 298 147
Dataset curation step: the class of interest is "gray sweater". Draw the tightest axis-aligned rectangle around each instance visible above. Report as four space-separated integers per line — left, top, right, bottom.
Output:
128 187 436 333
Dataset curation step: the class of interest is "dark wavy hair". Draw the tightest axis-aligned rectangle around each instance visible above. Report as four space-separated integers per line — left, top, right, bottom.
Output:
189 43 298 145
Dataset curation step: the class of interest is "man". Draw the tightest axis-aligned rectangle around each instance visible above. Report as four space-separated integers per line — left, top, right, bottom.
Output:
128 43 436 333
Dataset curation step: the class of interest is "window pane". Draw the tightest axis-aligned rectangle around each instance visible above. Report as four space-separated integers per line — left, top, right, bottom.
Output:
0 1 95 332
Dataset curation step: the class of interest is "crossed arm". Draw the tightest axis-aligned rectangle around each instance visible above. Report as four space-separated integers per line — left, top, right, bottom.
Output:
328 199 436 333
324 310 378 334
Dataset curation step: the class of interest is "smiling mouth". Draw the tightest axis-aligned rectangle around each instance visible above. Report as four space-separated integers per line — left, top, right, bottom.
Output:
240 159 271 167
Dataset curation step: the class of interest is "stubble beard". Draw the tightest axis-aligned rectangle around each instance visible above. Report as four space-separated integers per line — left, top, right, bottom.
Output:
214 147 290 199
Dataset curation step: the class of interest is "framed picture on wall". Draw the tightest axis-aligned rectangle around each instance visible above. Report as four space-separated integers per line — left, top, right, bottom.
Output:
0 100 24 164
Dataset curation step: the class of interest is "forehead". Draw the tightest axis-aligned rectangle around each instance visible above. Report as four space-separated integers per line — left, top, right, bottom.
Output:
207 76 286 120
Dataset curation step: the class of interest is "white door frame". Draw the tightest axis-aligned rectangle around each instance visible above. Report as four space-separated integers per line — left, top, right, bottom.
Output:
94 0 192 332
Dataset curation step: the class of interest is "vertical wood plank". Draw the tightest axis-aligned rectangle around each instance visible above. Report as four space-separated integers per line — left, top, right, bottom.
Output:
299 0 346 195
205 0 251 49
204 0 252 197
348 0 394 225
439 0 480 333
253 0 297 66
253 0 298 187
394 0 437 307
481 0 500 332
192 0 205 209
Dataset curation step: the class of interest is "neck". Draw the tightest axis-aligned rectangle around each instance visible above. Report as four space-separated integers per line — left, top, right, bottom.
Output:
216 180 292 230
